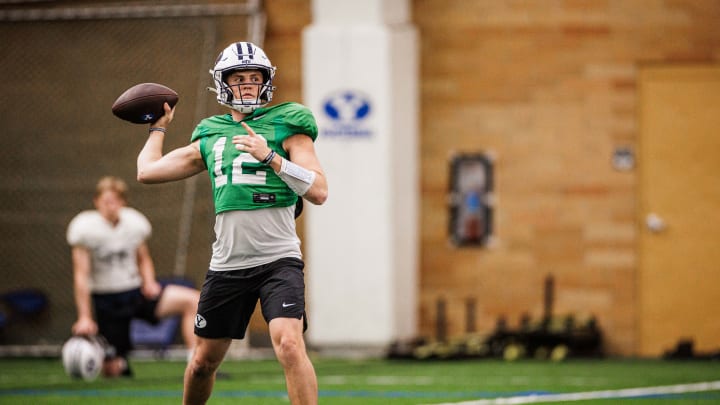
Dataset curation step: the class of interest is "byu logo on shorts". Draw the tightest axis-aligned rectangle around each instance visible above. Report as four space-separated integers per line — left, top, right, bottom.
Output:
195 314 207 329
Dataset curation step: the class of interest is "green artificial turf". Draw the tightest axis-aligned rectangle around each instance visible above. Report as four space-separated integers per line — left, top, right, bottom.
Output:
1 357 719 404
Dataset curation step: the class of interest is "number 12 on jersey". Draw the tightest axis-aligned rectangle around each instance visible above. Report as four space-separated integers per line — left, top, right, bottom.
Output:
212 137 268 187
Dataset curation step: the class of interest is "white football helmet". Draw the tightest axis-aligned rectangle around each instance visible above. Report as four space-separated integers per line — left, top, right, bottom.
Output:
61 335 107 381
210 41 276 113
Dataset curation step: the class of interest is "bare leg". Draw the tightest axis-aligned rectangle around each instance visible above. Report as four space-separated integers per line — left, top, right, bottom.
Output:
269 317 318 405
155 284 200 349
183 336 232 405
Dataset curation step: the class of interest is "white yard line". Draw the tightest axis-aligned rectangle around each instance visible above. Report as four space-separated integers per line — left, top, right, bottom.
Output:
428 380 720 404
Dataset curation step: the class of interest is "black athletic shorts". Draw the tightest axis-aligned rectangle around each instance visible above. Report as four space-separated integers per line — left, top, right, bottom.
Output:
194 257 307 340
92 287 162 357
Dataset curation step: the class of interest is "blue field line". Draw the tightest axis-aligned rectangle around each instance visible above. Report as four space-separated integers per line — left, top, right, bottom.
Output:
0 389 181 398
0 389 549 399
1 388 719 400
316 390 552 399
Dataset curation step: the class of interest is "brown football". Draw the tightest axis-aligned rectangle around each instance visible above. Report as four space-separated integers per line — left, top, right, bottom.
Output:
111 83 179 124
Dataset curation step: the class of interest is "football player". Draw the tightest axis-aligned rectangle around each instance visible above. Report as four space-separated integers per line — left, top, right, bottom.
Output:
136 42 327 404
67 176 200 377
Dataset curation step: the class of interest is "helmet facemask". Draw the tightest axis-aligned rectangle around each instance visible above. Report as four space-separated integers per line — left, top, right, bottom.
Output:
210 42 276 113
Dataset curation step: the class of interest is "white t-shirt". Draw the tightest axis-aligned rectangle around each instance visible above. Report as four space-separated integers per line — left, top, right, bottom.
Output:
210 205 302 271
67 207 151 293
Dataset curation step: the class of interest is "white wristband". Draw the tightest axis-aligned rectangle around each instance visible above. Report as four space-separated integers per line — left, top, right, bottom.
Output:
276 158 316 196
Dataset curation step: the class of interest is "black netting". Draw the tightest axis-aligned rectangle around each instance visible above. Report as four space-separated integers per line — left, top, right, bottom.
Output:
0 5 253 346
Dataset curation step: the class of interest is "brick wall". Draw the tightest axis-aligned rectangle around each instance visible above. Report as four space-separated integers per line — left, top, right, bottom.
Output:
411 0 720 355
264 0 720 355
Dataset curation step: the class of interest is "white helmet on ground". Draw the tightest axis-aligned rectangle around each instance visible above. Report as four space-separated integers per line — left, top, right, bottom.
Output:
210 41 276 113
61 335 109 381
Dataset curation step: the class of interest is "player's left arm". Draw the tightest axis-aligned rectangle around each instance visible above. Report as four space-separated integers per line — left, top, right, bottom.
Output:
233 122 328 205
136 242 161 299
281 134 328 205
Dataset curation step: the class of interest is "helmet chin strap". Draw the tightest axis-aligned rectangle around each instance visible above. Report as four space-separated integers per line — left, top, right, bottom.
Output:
230 102 261 113
231 95 267 113
207 84 268 113
231 89 266 112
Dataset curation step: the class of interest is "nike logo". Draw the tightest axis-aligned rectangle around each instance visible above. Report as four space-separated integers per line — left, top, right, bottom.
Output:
282 302 296 308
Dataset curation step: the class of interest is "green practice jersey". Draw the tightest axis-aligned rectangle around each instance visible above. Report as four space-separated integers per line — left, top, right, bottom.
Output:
191 102 318 214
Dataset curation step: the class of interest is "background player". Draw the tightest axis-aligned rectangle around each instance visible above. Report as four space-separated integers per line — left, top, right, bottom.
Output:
67 176 200 377
136 41 327 404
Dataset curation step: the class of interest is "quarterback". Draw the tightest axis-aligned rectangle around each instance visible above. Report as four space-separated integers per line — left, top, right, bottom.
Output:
136 41 327 405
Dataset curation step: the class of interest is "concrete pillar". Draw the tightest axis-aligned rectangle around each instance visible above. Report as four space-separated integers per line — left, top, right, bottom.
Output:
302 0 418 350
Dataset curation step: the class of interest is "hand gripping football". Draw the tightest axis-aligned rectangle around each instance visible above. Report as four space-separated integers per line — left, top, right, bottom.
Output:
111 83 179 124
